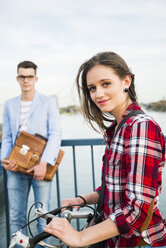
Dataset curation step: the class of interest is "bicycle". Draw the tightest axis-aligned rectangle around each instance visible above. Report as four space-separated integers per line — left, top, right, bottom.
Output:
8 202 95 248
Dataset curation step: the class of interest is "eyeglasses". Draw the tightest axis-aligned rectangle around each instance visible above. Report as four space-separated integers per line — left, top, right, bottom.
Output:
17 75 36 81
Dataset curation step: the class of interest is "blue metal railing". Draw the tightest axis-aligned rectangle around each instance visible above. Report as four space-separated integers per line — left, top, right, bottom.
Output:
61 139 105 196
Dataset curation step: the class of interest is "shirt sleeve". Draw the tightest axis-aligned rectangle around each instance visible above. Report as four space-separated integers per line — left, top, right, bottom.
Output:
113 119 165 238
41 97 61 165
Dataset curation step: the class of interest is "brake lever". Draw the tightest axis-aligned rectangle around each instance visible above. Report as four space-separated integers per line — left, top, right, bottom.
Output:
9 230 63 248
8 231 30 248
9 235 16 248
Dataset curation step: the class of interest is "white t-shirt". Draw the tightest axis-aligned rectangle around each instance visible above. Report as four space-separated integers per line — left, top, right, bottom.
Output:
19 101 32 131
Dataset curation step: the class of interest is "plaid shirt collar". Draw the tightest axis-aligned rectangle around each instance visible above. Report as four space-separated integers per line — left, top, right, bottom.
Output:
103 102 142 143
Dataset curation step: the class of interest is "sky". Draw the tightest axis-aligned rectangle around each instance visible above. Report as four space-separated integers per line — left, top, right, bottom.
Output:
0 0 166 107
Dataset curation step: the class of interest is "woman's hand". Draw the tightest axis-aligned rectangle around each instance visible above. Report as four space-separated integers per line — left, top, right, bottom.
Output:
43 216 120 247
62 192 99 211
43 217 82 247
61 197 83 211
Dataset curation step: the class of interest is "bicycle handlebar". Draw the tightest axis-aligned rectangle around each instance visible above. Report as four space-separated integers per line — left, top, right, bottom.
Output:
29 231 52 247
9 207 94 248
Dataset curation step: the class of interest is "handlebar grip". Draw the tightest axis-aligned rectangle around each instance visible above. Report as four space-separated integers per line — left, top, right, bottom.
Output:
48 207 61 215
29 231 53 247
29 208 61 246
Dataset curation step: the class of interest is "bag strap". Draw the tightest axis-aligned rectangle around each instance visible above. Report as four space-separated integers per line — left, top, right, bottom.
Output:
96 110 143 214
115 110 143 137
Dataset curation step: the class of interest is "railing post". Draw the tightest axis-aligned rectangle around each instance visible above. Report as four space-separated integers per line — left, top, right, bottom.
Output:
55 170 61 207
72 146 80 230
91 145 96 191
72 146 78 197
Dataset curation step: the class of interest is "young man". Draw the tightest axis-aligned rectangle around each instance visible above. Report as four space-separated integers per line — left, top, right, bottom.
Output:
1 61 61 247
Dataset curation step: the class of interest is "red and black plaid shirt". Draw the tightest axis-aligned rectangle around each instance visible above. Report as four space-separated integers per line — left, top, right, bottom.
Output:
96 103 166 247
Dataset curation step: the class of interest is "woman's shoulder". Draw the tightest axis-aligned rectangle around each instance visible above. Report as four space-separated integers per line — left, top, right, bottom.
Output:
126 112 163 137
129 112 160 125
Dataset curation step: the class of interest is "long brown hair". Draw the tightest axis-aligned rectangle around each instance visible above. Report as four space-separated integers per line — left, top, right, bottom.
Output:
76 52 137 132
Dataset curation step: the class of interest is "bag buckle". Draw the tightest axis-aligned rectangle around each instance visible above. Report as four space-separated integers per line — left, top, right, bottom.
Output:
32 154 39 160
20 145 30 155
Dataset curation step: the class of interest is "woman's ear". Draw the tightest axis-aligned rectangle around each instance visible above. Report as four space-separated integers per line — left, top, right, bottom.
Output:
124 75 132 89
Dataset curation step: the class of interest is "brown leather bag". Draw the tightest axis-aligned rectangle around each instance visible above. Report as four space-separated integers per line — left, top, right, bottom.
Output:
8 130 64 181
137 199 155 246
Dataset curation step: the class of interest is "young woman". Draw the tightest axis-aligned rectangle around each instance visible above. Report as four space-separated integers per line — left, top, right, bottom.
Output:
44 52 166 247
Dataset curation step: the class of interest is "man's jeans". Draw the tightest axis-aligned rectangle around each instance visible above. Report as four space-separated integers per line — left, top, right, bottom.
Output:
7 171 52 248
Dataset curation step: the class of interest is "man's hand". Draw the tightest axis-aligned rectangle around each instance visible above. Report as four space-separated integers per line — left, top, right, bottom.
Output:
27 161 47 180
1 159 17 171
